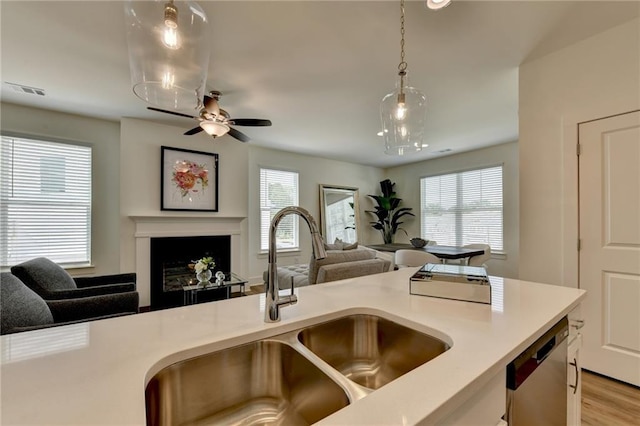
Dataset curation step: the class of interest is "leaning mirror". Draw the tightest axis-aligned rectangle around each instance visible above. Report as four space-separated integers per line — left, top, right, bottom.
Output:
319 185 360 244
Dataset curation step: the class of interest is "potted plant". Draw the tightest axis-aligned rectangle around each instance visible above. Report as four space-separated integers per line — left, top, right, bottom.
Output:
366 179 414 244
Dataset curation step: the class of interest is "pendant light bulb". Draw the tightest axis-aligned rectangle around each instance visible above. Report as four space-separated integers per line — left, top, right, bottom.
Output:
162 27 179 49
162 1 180 49
395 93 407 120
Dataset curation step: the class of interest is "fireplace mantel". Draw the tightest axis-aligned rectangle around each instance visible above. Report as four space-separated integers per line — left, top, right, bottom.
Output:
130 215 246 307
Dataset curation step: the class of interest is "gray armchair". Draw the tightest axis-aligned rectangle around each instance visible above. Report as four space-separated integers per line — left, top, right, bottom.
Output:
11 257 136 300
0 272 139 335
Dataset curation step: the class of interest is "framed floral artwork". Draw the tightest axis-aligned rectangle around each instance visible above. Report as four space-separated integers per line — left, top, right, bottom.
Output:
161 146 218 211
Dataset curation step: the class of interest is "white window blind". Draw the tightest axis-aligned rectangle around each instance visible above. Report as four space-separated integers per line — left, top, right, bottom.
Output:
259 168 299 251
420 166 503 251
1 136 92 267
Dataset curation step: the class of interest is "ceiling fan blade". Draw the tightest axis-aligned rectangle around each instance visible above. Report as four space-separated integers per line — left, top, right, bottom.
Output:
230 118 272 127
184 126 204 136
147 107 197 119
228 127 251 142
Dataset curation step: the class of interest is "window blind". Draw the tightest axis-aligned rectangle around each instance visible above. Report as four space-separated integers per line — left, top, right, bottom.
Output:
420 166 503 251
1 136 92 266
259 168 299 251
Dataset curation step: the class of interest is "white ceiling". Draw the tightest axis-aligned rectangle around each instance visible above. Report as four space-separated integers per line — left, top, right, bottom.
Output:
1 1 638 168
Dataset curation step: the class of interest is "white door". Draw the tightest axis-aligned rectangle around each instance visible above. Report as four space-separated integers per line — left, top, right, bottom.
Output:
579 110 640 386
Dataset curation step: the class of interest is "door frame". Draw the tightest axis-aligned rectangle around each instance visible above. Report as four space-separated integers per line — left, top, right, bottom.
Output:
556 109 640 291
576 109 640 288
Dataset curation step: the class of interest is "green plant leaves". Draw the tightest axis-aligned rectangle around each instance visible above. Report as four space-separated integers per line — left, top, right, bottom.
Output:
366 180 414 244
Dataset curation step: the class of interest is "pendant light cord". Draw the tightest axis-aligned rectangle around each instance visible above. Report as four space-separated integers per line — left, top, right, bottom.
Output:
398 0 408 94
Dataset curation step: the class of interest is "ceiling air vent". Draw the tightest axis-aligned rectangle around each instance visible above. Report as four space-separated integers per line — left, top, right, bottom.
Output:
4 82 45 96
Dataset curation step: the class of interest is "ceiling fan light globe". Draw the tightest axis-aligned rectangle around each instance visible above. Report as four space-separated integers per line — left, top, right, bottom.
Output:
200 121 230 137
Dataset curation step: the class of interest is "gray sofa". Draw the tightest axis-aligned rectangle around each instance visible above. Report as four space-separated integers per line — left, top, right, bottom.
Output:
264 246 392 288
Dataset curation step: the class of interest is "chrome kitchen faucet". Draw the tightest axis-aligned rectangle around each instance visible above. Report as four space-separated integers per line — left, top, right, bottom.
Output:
265 206 326 323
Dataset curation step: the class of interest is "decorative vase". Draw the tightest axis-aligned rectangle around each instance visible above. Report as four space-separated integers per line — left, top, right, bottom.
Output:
410 237 427 248
196 269 212 285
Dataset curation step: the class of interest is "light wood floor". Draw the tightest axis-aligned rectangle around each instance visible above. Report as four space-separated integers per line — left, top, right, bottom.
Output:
582 369 640 425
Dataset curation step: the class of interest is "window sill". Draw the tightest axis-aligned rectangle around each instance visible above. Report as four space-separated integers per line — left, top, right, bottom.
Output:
2 262 94 273
491 252 507 260
257 249 301 259
63 263 96 275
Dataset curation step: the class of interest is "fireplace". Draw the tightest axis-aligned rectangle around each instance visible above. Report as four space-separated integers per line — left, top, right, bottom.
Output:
130 215 245 308
150 235 231 310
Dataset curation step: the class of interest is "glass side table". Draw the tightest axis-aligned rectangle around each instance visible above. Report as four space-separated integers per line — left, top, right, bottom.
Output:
182 272 248 305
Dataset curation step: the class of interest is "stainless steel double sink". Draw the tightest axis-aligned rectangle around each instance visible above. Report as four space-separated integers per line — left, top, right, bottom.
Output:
145 313 450 425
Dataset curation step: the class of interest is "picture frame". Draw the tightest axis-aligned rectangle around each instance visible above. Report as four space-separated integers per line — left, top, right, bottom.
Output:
161 146 219 211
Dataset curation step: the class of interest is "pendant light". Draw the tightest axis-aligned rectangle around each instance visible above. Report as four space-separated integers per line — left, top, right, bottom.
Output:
380 0 427 156
124 0 210 112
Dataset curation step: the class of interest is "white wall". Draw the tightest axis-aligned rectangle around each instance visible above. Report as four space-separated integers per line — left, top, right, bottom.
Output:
247 146 384 283
519 18 640 287
385 142 519 279
0 103 121 276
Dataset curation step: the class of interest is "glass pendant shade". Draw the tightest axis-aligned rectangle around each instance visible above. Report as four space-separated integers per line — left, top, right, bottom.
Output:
380 75 427 155
124 0 210 112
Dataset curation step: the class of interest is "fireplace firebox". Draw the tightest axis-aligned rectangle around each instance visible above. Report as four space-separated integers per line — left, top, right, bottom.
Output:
150 235 231 310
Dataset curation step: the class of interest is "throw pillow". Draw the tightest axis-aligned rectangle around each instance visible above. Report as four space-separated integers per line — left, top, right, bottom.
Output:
11 257 78 292
343 241 358 250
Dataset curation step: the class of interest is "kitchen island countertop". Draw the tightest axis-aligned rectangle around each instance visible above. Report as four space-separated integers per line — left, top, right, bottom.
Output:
0 269 585 425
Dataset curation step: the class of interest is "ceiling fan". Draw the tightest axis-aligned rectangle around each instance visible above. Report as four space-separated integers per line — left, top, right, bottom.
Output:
147 91 272 142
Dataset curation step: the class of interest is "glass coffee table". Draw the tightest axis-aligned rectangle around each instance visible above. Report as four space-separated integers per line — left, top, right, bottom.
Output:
182 272 248 305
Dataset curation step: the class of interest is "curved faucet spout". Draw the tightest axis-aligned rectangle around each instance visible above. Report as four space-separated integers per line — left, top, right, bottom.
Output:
265 206 326 323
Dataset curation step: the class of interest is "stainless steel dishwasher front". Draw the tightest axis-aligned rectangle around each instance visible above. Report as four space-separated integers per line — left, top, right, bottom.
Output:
506 316 569 426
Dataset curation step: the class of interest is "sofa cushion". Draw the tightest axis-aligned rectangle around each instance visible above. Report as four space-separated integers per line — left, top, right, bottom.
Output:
323 242 343 250
323 238 358 251
342 241 358 250
11 257 77 294
263 264 310 289
316 258 387 283
308 247 376 284
1 272 54 335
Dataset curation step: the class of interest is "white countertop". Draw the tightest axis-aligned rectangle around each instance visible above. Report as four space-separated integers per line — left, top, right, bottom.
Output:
0 269 585 425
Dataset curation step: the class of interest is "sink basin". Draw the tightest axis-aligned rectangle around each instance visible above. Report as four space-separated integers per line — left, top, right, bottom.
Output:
146 340 349 426
297 314 449 390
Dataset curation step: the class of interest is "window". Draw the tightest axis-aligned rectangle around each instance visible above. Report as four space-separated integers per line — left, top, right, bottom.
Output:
420 165 503 251
1 136 92 267
259 168 299 251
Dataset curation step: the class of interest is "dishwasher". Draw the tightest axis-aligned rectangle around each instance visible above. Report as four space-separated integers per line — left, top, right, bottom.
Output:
506 316 569 426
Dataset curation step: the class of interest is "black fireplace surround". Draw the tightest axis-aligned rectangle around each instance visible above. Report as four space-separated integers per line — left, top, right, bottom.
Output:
150 235 231 310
